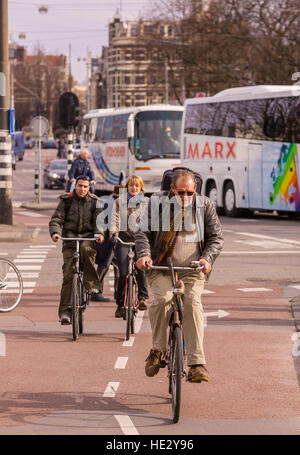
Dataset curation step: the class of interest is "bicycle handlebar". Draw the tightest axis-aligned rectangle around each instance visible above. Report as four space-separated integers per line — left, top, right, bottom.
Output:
147 261 204 272
112 235 135 247
55 234 100 241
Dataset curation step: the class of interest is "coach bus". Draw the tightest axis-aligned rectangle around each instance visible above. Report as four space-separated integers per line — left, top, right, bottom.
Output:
83 104 183 195
181 85 300 216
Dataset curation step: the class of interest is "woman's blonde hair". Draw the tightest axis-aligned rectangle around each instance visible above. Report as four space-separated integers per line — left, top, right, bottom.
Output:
126 175 145 193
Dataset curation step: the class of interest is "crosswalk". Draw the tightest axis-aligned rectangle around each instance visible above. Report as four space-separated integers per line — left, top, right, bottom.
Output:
12 245 56 293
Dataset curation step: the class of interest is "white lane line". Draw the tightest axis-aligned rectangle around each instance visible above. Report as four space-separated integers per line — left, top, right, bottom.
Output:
14 259 44 263
0 333 6 356
114 415 139 436
122 337 135 347
103 382 120 397
32 228 41 238
202 289 214 294
114 357 128 369
289 285 300 289
7 272 38 278
6 281 36 288
17 265 42 271
222 250 300 255
0 253 8 256
237 287 272 292
235 231 300 246
134 311 145 334
2 289 33 293
29 245 56 248
16 255 47 259
16 211 46 218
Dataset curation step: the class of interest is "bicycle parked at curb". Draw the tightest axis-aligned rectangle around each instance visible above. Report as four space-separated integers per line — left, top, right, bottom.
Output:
55 235 98 341
148 257 204 424
0 257 23 313
113 235 139 341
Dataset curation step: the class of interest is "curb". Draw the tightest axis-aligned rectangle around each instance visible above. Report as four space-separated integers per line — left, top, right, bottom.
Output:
0 223 34 243
290 294 300 331
20 201 57 211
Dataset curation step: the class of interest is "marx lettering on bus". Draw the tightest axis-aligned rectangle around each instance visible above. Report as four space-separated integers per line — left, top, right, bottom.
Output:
187 141 236 160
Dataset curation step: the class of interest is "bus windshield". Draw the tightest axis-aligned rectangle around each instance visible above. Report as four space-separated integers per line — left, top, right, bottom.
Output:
135 111 182 161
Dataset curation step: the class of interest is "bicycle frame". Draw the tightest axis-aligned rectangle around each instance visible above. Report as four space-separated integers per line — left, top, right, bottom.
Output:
148 258 204 423
56 235 99 339
113 235 138 340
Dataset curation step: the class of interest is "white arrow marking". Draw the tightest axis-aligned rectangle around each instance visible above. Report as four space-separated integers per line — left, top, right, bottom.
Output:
204 309 230 327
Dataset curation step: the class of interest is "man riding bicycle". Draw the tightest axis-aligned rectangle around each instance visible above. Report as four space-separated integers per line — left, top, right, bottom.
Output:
135 169 224 383
49 175 104 324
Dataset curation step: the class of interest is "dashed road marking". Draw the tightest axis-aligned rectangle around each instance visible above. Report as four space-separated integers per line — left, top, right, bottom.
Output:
114 357 128 369
237 287 273 292
122 337 135 347
103 382 120 397
114 415 139 435
0 333 5 356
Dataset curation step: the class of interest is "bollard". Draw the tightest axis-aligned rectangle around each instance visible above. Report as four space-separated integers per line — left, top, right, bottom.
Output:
34 168 39 195
0 131 12 224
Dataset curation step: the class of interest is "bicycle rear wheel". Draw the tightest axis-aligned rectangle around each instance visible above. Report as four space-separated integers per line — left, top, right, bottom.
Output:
169 326 184 423
130 276 137 335
0 258 23 312
125 275 133 341
71 274 80 341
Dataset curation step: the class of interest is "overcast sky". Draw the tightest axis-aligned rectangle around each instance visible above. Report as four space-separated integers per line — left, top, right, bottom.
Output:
8 0 154 83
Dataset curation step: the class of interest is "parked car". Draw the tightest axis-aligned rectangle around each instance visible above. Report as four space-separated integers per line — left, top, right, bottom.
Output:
42 137 58 149
43 159 67 189
25 139 35 149
12 131 25 161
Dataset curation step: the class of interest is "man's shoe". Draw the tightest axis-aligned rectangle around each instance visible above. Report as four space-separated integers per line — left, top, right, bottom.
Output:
115 306 124 318
138 298 147 311
91 292 110 302
187 364 209 383
60 312 71 325
145 349 166 377
88 288 99 295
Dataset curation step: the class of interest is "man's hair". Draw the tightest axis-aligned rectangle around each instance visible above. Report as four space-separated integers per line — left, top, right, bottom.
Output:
75 175 90 184
172 169 196 186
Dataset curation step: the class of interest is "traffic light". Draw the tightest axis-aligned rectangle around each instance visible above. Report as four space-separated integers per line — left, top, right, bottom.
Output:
58 92 79 129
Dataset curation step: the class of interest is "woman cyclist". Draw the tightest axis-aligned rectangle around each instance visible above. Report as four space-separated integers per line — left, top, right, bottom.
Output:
110 175 149 318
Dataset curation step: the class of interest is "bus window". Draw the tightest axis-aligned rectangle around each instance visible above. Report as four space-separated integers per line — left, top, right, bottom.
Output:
103 116 113 141
90 118 97 142
111 114 129 140
135 110 182 160
95 117 104 141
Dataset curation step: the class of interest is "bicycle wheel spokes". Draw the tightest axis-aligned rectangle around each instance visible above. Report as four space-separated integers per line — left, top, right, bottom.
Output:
170 326 183 423
0 259 23 312
125 275 133 341
71 274 80 341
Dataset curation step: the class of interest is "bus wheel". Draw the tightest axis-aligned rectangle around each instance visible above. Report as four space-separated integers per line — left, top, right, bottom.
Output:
207 182 217 206
224 182 238 217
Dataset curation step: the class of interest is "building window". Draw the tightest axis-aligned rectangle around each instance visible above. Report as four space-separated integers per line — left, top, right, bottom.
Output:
131 24 140 36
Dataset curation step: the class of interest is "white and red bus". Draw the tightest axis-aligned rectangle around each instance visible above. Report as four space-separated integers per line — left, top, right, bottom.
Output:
181 85 300 216
83 105 183 195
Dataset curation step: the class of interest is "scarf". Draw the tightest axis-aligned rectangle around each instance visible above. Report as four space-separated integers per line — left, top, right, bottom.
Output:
156 193 197 266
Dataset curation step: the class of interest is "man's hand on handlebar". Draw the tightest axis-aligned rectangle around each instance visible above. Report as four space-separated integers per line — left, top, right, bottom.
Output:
95 234 104 243
199 258 211 274
136 256 152 270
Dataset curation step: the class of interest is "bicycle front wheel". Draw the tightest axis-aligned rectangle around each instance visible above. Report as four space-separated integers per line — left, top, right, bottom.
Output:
0 258 23 312
170 326 184 423
71 274 80 341
125 275 133 341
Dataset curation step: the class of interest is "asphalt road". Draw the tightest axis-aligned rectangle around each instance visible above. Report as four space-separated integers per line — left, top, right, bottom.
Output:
0 149 299 439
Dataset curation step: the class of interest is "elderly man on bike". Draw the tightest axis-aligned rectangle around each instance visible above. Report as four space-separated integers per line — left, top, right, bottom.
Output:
135 169 224 383
49 175 104 324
